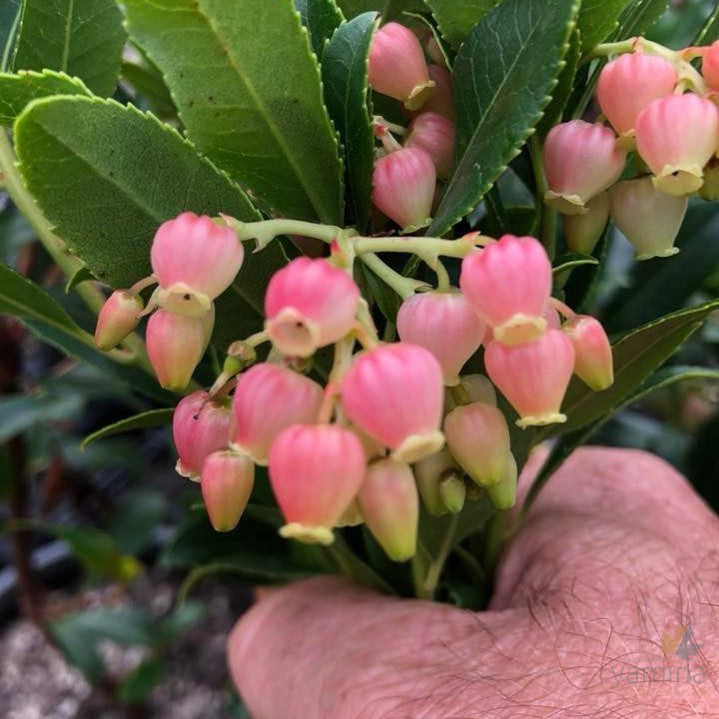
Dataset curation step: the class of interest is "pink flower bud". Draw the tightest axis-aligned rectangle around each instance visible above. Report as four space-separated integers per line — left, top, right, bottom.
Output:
264 257 360 358
94 290 143 351
484 329 575 428
635 94 719 196
597 53 678 137
563 315 614 391
372 147 436 231
414 449 460 515
405 112 455 179
485 453 517 510
396 291 484 386
151 212 244 304
173 390 232 479
563 192 609 255
200 451 254 532
231 363 324 464
368 22 434 110
341 343 444 463
444 402 511 487
357 458 418 561
146 307 213 391
702 41 719 89
269 424 366 545
420 64 455 120
543 121 626 214
609 177 687 259
459 235 552 345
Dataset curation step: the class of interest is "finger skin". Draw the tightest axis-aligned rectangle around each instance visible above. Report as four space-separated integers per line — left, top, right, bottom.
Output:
228 448 719 718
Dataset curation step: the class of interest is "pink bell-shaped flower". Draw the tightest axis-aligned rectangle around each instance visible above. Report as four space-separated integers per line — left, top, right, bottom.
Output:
368 22 434 110
419 64 455 120
357 458 419 562
635 94 719 196
372 147 436 231
484 329 576 428
597 53 678 137
146 307 213 391
610 177 688 259
414 449 462 516
396 291 484 386
702 41 719 89
200 450 255 532
563 315 614 391
341 343 445 463
94 290 143 351
405 112 455 179
563 192 609 255
268 424 366 545
460 235 552 345
543 120 626 214
151 212 244 316
173 390 232 479
231 362 324 465
444 402 511 488
264 257 360 358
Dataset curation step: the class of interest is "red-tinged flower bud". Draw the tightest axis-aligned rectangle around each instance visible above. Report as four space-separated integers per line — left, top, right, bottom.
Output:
563 192 609 255
264 257 360 358
484 329 576 428
444 402 511 487
269 424 366 545
485 453 517 510
597 53 678 137
396 291 484 386
702 40 719 89
173 390 232 479
420 64 455 120
460 235 552 345
635 94 719 196
563 315 614 391
368 22 434 110
146 307 213 391
414 449 460 515
458 374 497 405
200 451 254 532
543 121 626 214
151 212 244 316
406 112 455 179
341 343 445 463
357 458 418 562
231 363 323 465
372 147 436 231
609 177 688 259
94 290 143 351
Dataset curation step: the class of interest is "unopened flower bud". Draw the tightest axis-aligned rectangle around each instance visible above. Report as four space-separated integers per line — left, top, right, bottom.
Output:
702 40 719 89
485 453 517 510
563 315 614 391
173 390 232 478
484 329 575 428
635 94 719 196
420 64 455 120
341 343 445 463
406 112 455 179
335 500 363 528
438 472 466 514
610 177 688 259
444 402 511 487
396 291 484 386
458 374 497 405
368 22 434 110
597 53 677 138
200 451 254 531
372 146 436 231
269 424 366 545
94 290 143 350
264 257 360 358
460 235 552 345
543 120 626 214
357 459 418 562
414 449 459 515
563 192 609 255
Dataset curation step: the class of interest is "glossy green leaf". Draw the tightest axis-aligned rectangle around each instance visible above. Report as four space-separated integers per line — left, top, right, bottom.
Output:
429 0 578 236
12 0 126 96
123 0 343 224
296 0 345 59
322 12 378 230
552 252 599 287
0 392 82 443
0 0 21 72
64 265 95 293
82 408 173 448
694 3 719 45
612 0 669 39
335 0 425 21
576 0 632 53
424 0 501 49
537 28 581 135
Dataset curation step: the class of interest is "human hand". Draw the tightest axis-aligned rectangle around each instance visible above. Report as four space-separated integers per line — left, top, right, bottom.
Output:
228 448 719 718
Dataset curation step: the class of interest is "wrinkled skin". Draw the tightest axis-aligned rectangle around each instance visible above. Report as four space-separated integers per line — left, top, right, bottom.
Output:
228 448 719 718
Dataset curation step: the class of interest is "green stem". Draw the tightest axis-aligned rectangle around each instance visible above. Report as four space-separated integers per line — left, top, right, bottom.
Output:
420 513 460 600
589 38 636 58
528 135 556 260
227 217 344 247
359 253 424 299
354 236 475 258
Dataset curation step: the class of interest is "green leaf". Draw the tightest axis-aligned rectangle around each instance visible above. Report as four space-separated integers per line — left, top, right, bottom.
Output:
694 3 719 45
424 0 501 49
322 12 379 230
120 59 177 120
0 0 22 72
552 251 599 285
123 0 343 224
576 0 632 54
82 408 173 448
537 28 581 135
335 0 425 21
64 265 95 293
612 0 669 39
108 489 169 556
118 660 166 704
429 0 579 237
12 0 126 96
296 0 345 59
0 392 83 443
